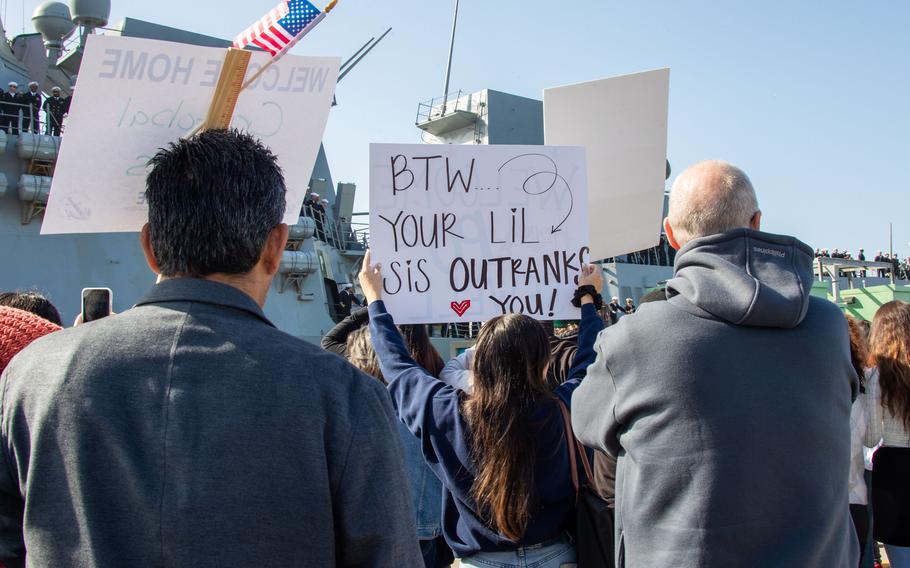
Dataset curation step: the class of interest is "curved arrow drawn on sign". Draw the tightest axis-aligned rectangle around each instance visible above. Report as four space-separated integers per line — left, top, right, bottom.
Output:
498 153 574 234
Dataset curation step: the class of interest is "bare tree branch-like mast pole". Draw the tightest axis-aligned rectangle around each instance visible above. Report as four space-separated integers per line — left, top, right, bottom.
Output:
440 0 459 116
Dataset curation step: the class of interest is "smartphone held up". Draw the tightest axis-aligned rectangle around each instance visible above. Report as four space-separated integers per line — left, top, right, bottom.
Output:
81 288 112 324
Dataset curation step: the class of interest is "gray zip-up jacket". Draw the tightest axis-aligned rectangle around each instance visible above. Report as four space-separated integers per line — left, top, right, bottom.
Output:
572 229 859 568
0 278 422 567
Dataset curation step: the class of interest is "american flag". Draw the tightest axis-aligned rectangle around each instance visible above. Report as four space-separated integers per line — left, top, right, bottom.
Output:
233 0 328 57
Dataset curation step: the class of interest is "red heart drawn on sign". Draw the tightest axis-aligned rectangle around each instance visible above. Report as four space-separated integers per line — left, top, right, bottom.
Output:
451 300 471 317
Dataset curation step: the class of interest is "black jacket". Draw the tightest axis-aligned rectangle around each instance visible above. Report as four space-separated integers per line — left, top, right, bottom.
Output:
321 306 370 356
0 91 21 114
21 92 41 114
43 96 66 118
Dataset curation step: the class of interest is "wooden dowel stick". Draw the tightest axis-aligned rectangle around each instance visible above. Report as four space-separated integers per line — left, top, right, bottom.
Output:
184 48 251 138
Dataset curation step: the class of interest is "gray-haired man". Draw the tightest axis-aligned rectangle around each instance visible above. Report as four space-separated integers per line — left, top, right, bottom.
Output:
573 160 859 567
0 129 421 567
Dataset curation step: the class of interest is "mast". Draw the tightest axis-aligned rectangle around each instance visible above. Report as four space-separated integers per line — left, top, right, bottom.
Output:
338 27 392 83
440 0 459 115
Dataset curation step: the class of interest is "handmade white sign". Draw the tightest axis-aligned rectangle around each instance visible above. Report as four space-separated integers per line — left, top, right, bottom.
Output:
544 68 670 260
370 144 589 324
42 35 339 234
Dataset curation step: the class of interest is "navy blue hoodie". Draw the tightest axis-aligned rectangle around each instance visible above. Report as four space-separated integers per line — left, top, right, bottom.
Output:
369 301 602 557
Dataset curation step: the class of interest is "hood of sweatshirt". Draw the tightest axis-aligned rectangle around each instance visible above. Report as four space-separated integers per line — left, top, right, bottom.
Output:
665 229 815 328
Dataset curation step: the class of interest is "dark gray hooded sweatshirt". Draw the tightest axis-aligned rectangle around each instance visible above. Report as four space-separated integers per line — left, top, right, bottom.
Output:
572 228 859 568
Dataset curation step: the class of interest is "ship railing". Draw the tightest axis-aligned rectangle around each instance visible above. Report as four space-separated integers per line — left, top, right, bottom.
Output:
813 257 898 280
306 207 369 252
416 90 477 124
346 222 370 251
330 218 369 252
0 100 67 136
813 256 905 304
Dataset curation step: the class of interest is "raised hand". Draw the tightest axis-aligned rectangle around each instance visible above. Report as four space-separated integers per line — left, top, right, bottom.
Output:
578 263 603 294
358 249 383 305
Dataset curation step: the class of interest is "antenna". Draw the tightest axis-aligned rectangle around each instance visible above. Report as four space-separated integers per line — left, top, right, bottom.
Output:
440 0 459 115
340 36 375 73
337 27 391 83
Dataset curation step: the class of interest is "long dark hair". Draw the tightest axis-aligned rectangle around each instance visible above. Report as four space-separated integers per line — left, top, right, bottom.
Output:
463 314 551 540
869 301 910 430
845 316 868 393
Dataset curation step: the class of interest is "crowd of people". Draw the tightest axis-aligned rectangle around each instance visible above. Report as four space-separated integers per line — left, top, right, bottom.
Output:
816 248 867 260
815 248 910 280
0 81 71 137
0 130 908 567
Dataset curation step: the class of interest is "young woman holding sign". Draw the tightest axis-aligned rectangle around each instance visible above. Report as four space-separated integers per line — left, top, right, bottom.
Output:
359 249 604 568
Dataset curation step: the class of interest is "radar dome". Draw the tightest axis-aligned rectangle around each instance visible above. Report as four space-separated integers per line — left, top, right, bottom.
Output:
70 0 110 28
32 2 76 42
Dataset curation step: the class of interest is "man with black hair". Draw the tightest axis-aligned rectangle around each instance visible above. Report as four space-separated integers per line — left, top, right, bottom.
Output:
0 129 420 567
0 291 62 326
43 87 65 135
21 82 41 134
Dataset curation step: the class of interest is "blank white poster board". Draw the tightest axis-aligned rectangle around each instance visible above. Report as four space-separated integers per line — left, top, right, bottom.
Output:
42 35 339 234
544 69 669 260
370 143 589 324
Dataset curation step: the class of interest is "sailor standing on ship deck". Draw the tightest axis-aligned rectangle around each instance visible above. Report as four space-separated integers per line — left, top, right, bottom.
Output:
43 87 65 136
21 82 41 134
0 82 21 135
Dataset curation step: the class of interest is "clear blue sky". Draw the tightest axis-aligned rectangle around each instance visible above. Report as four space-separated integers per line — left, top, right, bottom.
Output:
9 0 909 257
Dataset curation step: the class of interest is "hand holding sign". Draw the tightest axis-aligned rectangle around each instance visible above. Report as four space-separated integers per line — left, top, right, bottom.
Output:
577 264 603 304
359 249 383 305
